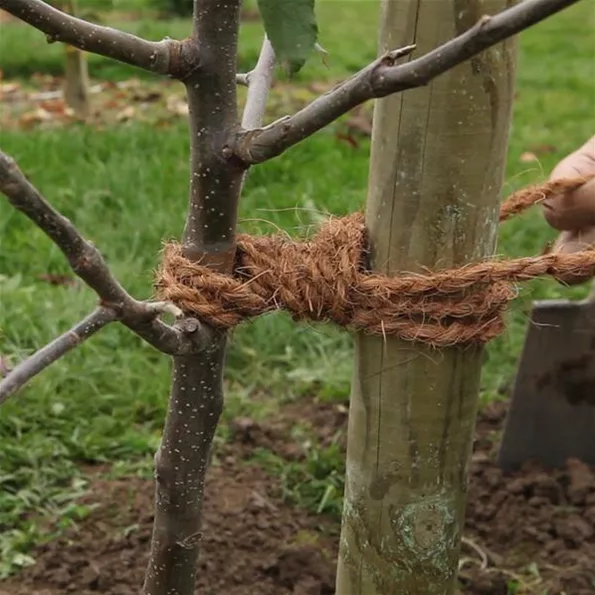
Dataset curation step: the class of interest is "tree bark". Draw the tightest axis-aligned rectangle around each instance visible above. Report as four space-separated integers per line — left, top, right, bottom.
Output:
142 2 245 594
60 1 91 120
335 1 518 593
63 44 91 119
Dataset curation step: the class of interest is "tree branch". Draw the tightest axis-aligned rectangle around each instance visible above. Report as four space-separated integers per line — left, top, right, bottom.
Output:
233 0 582 164
0 307 116 404
0 151 201 356
241 36 276 130
0 0 200 78
236 73 249 86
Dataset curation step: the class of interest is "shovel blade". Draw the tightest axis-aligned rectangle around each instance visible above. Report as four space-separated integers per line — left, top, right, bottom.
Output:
498 298 595 472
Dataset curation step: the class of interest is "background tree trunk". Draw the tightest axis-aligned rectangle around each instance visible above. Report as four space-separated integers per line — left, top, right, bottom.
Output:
335 1 518 593
60 0 91 119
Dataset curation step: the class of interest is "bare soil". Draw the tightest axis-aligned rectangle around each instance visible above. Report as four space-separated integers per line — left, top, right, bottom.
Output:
1 399 594 595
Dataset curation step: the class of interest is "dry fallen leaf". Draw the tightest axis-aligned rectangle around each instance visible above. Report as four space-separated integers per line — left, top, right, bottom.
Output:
132 90 162 103
116 78 142 91
39 98 68 114
37 273 77 288
0 82 20 96
30 72 61 90
519 151 539 163
102 97 124 110
166 95 189 117
20 107 53 127
116 105 137 122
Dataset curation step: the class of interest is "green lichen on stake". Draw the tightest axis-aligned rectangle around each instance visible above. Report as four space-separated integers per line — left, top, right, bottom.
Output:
339 485 460 593
390 492 459 571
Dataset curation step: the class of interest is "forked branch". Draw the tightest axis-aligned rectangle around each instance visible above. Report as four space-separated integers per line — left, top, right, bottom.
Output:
233 0 582 164
0 151 203 358
0 0 200 78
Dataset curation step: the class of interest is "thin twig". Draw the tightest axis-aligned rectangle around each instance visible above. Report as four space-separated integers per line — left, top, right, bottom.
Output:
0 151 199 355
0 0 199 78
460 536 489 570
238 35 277 195
233 0 582 164
241 36 276 130
0 307 116 403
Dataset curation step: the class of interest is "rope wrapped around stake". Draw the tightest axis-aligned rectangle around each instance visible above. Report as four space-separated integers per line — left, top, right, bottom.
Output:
155 177 595 348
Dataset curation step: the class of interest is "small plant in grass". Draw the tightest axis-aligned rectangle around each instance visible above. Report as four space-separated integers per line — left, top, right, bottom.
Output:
252 436 346 519
0 0 583 593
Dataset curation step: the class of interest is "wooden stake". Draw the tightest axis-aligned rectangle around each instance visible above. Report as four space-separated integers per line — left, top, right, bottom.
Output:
335 1 518 593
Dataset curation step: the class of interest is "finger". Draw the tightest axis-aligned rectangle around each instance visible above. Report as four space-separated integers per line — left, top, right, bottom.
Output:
551 135 595 177
543 177 595 230
550 227 595 285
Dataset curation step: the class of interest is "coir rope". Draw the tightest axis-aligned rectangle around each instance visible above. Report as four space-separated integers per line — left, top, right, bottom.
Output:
155 177 595 347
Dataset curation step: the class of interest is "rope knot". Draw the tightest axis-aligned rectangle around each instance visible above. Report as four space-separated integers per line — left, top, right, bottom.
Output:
155 177 595 348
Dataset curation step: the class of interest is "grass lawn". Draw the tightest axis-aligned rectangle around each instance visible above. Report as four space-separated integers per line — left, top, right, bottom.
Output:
1 0 594 578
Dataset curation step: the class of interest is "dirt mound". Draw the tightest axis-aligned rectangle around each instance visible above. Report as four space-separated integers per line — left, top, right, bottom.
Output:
1 400 594 595
463 455 595 593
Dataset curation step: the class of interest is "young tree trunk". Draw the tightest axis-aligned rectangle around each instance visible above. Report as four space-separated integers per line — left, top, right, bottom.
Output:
142 3 245 594
60 1 91 119
335 1 518 593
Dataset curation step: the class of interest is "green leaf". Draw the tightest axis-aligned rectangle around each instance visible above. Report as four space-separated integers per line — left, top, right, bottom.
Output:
257 0 318 75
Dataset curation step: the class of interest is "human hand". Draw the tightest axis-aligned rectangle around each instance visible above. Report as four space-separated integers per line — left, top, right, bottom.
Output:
541 135 595 284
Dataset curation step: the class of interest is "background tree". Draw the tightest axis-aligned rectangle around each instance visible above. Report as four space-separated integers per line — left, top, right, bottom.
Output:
60 0 91 119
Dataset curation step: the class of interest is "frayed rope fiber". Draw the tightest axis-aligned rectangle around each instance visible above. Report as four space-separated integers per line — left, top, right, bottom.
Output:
155 177 595 348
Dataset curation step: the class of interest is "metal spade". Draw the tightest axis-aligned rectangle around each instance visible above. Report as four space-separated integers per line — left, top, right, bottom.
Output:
498 281 595 472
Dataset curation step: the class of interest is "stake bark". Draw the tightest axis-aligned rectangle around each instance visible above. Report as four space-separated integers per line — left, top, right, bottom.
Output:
335 1 518 593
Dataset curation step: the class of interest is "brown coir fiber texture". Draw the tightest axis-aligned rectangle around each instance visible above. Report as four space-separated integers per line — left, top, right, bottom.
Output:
156 177 595 347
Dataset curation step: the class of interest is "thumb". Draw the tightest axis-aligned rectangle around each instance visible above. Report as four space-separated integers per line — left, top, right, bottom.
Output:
550 226 595 285
543 176 595 230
